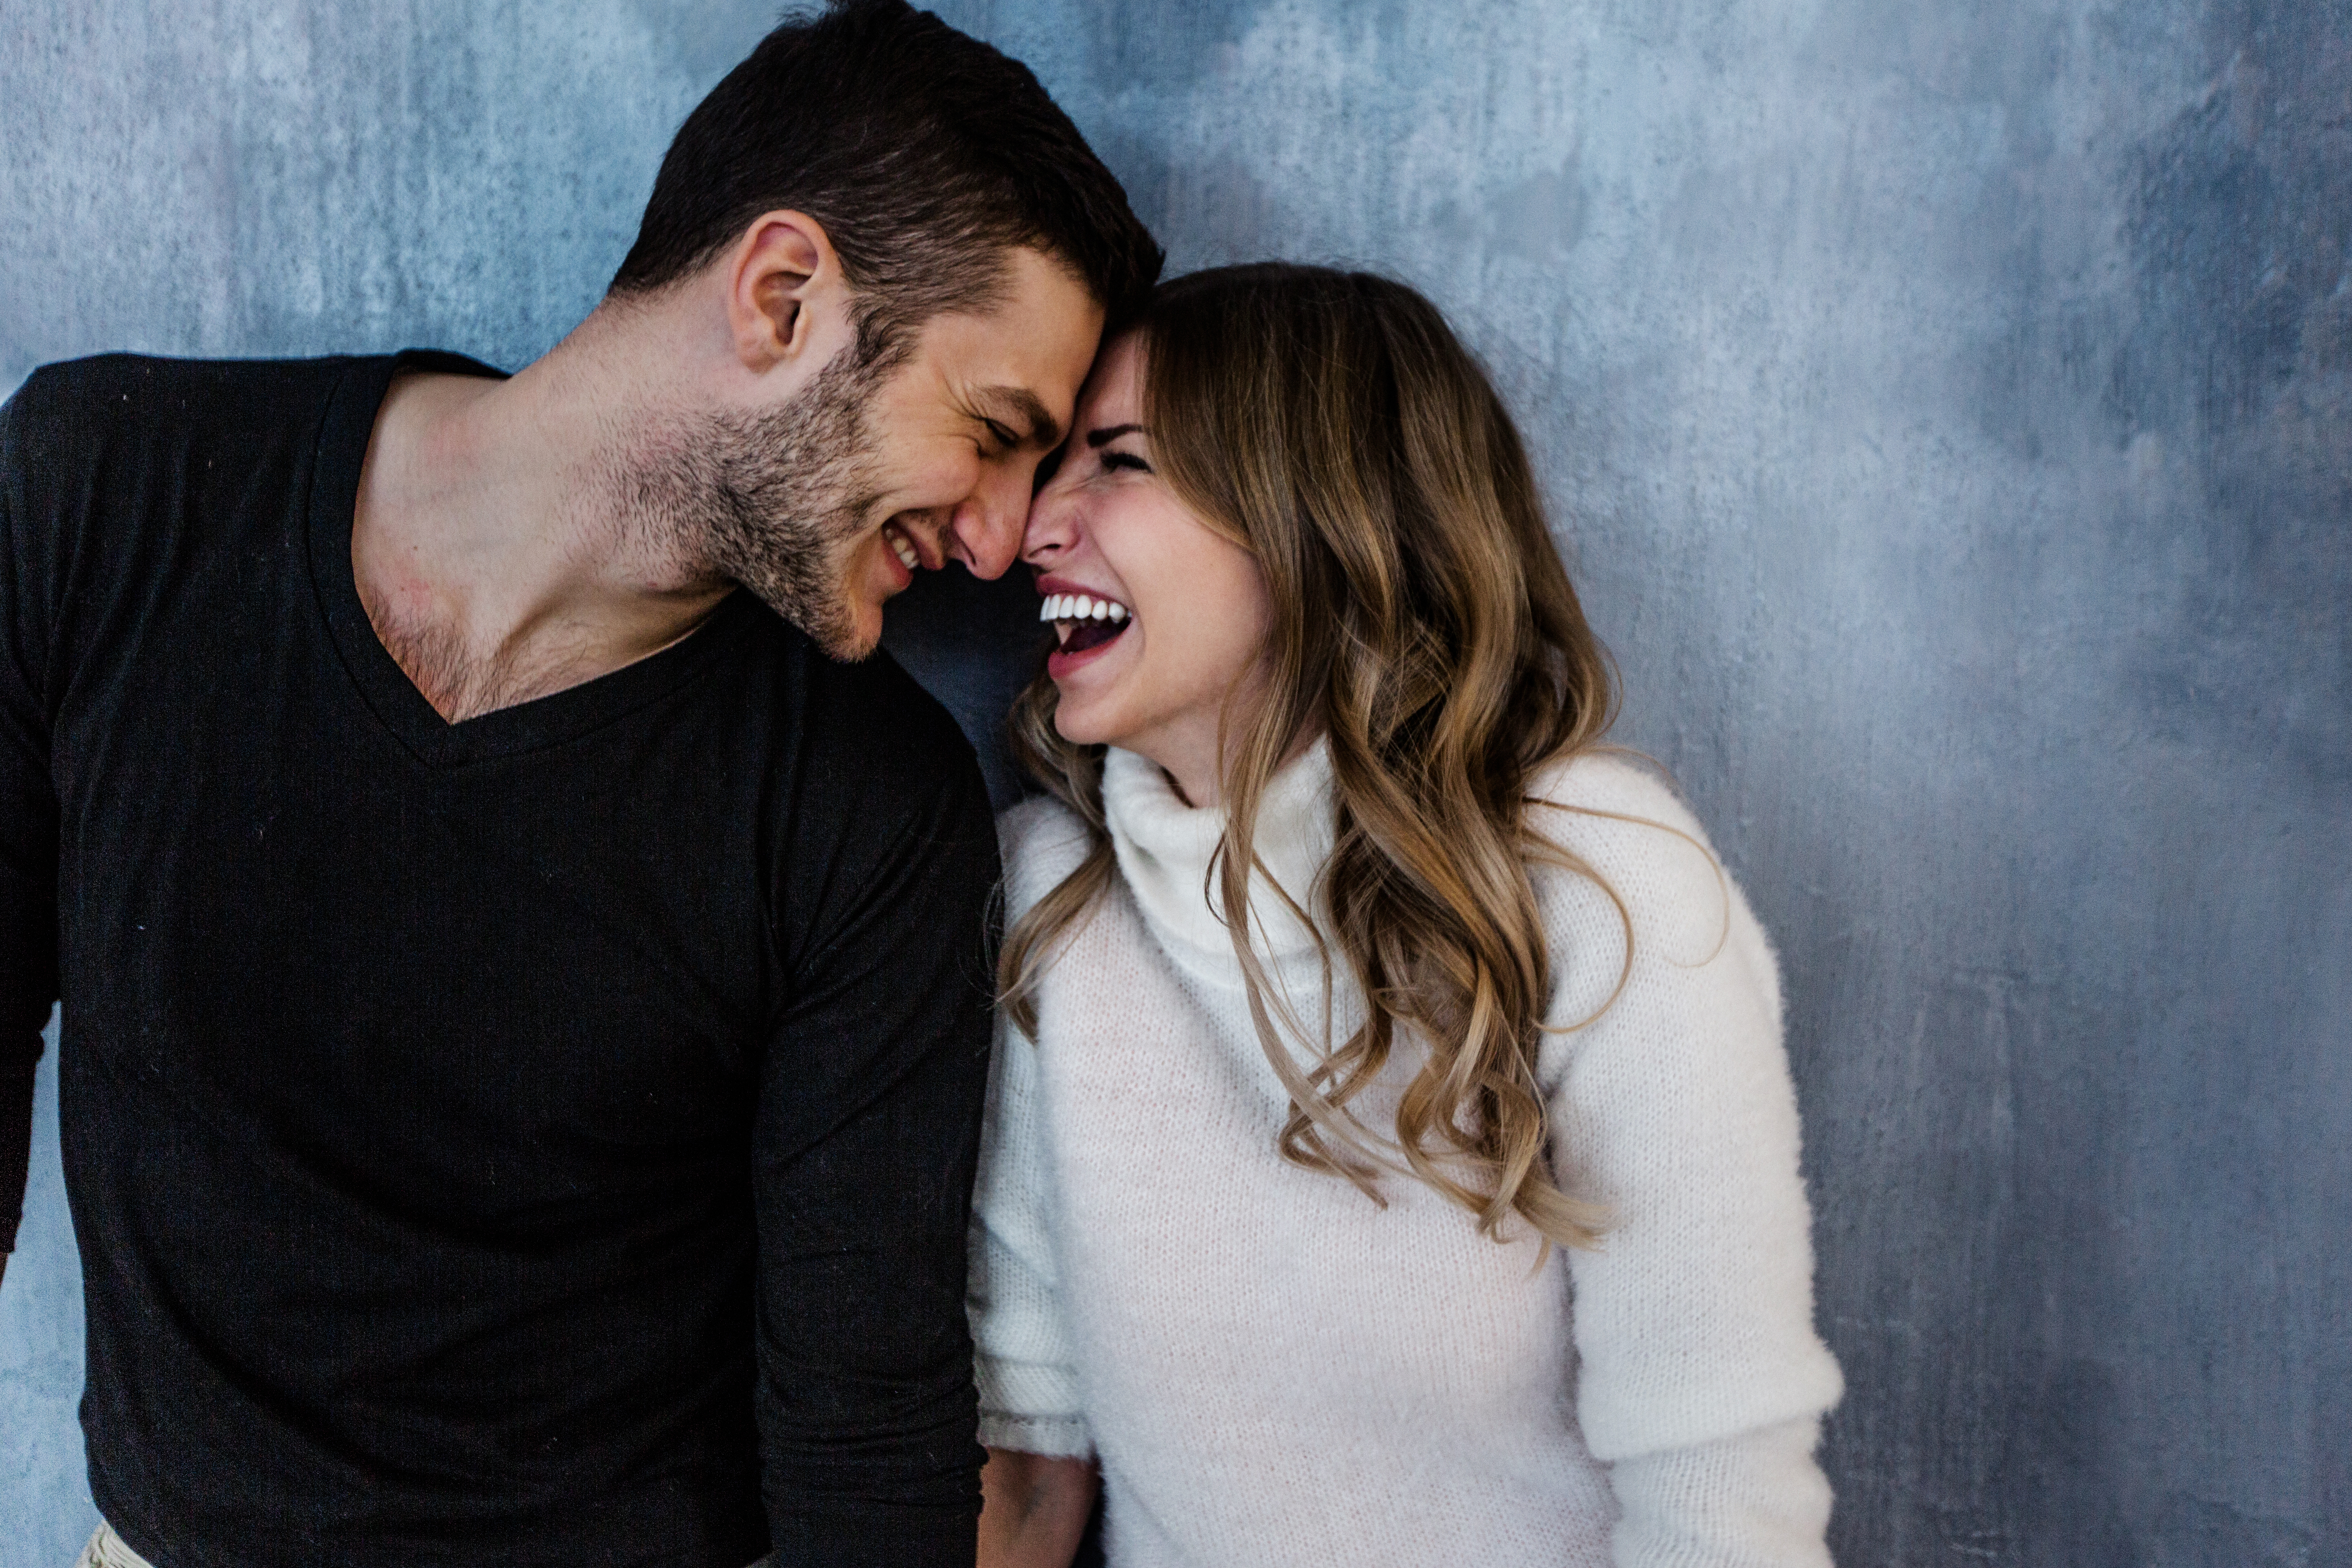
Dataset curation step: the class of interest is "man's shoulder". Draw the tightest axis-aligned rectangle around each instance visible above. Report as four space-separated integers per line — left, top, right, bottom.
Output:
754 628 990 825
11 352 358 423
4 353 369 477
797 638 974 763
747 635 1002 944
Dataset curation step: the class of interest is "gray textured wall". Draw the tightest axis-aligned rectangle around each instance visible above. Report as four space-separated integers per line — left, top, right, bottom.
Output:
2 2 2345 1564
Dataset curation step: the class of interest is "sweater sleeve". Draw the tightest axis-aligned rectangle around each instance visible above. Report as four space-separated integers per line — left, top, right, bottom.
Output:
0 380 62 1258
1532 759 1842 1527
968 1009 1091 1459
965 800 1092 1460
1609 1417 1834 1568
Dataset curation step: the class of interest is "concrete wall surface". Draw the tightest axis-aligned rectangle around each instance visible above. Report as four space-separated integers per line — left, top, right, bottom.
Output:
3 2 2346 1564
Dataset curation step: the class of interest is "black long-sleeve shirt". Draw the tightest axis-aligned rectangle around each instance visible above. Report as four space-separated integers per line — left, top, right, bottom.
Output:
0 352 998 1568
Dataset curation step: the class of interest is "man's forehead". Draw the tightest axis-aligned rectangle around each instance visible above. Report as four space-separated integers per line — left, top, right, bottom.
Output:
905 257 1101 432
925 331 1096 439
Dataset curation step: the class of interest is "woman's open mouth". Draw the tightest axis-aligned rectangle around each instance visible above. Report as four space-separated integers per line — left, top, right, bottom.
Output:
1040 590 1132 655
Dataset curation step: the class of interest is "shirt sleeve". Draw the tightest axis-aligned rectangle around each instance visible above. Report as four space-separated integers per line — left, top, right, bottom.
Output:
751 735 1000 1568
1534 762 1842 1546
967 1006 1091 1459
0 380 62 1258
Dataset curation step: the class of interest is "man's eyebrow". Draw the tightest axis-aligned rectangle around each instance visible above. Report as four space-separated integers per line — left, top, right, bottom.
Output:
975 387 1062 450
1086 423 1147 448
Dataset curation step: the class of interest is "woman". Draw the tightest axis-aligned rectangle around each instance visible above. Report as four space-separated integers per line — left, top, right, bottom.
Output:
969 265 1843 1568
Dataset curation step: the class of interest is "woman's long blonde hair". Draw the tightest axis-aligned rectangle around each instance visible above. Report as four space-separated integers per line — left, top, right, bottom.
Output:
1001 264 1621 1250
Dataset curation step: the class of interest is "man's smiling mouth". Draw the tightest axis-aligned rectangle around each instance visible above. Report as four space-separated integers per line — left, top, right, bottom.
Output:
882 519 922 573
1039 590 1131 653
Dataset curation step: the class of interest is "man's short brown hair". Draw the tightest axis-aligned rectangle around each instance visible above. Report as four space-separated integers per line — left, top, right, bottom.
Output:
612 0 1162 361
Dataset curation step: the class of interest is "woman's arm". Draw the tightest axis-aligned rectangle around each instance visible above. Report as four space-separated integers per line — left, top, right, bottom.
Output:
1534 761 1844 1564
969 1016 1097 1565
967 1002 1094 1458
978 1448 1098 1568
969 813 1101 1537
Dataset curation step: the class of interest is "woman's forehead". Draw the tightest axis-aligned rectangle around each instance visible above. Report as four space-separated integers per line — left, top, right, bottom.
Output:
1078 331 1149 423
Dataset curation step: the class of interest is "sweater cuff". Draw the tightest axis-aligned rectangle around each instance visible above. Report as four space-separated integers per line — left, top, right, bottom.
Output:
978 1410 1093 1461
1608 1416 1833 1568
973 1351 1088 1458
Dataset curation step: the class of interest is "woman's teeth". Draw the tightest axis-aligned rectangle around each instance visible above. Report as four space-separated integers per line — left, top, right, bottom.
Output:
885 525 920 572
1039 592 1132 652
1037 592 1129 625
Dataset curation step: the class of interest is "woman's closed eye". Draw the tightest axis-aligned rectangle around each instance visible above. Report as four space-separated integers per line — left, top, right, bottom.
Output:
1100 449 1153 474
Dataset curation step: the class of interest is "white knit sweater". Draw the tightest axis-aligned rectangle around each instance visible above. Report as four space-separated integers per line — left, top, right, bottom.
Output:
970 742 1843 1567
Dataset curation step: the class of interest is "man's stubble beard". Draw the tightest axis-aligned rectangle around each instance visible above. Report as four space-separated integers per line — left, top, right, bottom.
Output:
636 343 891 661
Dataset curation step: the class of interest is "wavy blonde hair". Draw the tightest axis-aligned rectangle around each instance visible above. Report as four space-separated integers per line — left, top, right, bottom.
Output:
1001 264 1624 1250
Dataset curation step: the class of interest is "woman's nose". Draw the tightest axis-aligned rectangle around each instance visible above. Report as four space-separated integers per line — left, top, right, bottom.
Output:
1021 483 1079 565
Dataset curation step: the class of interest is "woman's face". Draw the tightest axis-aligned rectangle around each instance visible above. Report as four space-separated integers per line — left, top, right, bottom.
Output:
1020 331 1274 800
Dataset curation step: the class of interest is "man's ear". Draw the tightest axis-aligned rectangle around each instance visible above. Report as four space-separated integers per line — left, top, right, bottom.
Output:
724 211 841 373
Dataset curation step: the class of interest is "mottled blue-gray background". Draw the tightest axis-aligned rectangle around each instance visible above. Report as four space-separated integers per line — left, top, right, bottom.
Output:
2 1 2345 1563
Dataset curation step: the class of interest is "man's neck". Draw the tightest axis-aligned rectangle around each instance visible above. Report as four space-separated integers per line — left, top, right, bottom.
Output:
351 306 736 724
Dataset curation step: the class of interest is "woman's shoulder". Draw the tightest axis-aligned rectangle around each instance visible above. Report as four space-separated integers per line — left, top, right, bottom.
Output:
1522 748 1718 883
997 793 1096 917
1521 748 1776 1023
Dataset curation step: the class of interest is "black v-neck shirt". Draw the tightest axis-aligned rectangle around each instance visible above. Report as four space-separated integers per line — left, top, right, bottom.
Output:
0 352 998 1568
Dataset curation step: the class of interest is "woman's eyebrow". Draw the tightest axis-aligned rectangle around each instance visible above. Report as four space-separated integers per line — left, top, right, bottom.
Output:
1086 423 1147 448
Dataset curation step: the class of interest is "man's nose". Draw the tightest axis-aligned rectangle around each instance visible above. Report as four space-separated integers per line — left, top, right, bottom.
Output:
946 474 1029 581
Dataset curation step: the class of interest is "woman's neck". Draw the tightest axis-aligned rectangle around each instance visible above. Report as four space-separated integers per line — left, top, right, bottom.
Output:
1122 709 1325 810
1120 713 1236 808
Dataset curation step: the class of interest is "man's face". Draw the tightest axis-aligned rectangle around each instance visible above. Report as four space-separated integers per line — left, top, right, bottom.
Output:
693 247 1104 659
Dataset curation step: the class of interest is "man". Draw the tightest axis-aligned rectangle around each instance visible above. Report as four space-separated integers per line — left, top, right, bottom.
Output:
0 2 1159 1564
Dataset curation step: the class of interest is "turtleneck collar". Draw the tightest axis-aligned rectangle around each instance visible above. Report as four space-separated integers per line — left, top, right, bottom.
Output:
1100 736 1335 973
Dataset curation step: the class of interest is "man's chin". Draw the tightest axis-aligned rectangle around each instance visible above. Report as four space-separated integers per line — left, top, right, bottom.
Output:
735 578 882 662
820 624 885 663
805 597 886 663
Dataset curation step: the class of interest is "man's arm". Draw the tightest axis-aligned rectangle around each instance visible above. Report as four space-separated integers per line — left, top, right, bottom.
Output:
0 381 64 1286
752 737 999 1568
